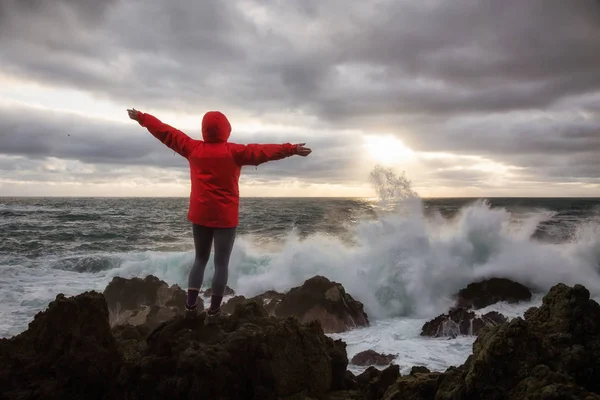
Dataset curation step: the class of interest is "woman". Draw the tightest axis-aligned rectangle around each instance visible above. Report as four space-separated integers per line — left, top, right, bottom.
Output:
127 108 311 318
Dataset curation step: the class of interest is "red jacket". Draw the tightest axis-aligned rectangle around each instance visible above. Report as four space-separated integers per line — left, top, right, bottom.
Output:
138 111 298 228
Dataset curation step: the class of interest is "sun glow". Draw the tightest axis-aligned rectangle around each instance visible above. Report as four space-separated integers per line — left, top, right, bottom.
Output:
364 134 414 165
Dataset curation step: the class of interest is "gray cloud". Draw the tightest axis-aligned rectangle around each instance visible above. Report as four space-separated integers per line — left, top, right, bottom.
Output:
0 104 363 185
1 0 600 192
2 0 599 118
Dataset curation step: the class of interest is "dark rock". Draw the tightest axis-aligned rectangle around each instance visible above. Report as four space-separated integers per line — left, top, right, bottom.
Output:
351 350 396 366
472 311 508 335
455 277 532 309
1 291 351 400
356 365 401 400
275 276 370 333
0 292 122 400
383 371 442 400
221 277 368 334
399 283 600 399
421 307 507 338
203 285 236 297
8 277 600 400
103 275 195 330
112 324 149 362
409 366 430 375
119 299 346 399
222 290 285 315
330 339 351 390
326 391 365 400
260 289 286 313
420 277 527 339
343 370 358 390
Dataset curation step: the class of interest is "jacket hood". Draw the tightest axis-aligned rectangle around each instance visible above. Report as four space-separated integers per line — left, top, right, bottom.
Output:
202 111 231 143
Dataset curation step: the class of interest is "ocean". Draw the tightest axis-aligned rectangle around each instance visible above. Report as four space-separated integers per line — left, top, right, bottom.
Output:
2 193 600 374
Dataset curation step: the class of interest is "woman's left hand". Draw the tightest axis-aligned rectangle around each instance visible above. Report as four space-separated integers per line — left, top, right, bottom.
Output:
127 108 142 121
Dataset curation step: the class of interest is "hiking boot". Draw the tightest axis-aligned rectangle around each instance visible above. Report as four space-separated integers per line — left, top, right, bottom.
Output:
204 306 226 326
184 303 198 318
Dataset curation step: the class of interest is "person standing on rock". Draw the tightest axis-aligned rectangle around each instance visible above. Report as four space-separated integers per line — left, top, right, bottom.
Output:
127 108 311 319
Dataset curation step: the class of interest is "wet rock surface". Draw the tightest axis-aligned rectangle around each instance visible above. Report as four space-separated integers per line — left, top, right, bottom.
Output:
421 308 507 338
351 350 397 366
222 289 285 315
275 276 370 333
455 277 532 309
393 283 600 399
0 292 122 400
355 365 401 400
2 276 599 400
0 293 349 400
103 275 194 330
222 276 369 333
420 278 531 338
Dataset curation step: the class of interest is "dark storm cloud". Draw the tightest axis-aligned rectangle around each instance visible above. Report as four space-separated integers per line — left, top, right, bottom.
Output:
0 0 115 24
2 0 600 190
2 0 598 118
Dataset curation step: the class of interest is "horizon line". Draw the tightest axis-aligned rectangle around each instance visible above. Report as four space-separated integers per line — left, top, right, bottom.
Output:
2 195 600 199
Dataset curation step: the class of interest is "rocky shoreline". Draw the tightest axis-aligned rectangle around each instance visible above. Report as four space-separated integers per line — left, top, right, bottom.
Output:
1 274 599 399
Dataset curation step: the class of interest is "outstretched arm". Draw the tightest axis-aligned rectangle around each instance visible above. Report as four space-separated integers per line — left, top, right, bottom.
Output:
127 108 196 158
232 142 312 166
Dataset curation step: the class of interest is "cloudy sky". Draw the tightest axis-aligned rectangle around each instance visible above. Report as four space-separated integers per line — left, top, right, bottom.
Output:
1 0 599 197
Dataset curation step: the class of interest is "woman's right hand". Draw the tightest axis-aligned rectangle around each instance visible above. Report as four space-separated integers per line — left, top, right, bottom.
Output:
295 143 312 156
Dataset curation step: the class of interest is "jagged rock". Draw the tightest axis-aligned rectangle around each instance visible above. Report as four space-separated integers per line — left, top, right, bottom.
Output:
112 324 149 362
357 365 401 400
103 275 194 329
8 277 598 400
222 277 368 334
383 370 442 400
1 291 353 400
420 277 528 339
455 277 532 309
330 338 352 390
409 366 430 375
326 391 365 400
351 350 397 366
421 308 507 338
275 276 370 333
0 292 122 400
222 290 284 315
202 285 236 297
117 299 347 399
394 283 600 400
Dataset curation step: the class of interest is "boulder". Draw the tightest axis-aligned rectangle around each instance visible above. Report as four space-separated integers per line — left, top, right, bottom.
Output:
118 299 348 399
351 350 397 366
222 277 368 334
202 285 236 297
274 276 370 333
8 277 599 400
103 275 194 330
421 308 507 338
1 291 353 400
455 278 532 309
0 292 122 400
387 283 600 399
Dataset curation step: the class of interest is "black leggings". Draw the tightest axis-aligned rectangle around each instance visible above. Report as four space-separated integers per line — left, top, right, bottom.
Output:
187 224 236 297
